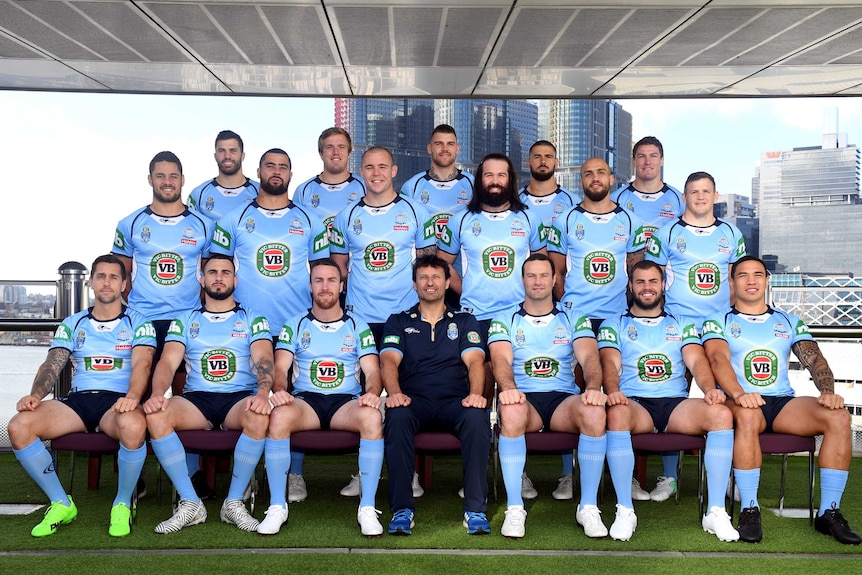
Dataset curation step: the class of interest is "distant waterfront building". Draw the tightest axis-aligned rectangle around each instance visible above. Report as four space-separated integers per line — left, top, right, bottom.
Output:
715 193 759 257
753 113 861 275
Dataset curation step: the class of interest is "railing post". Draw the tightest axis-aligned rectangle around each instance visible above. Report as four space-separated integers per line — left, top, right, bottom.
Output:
55 262 88 398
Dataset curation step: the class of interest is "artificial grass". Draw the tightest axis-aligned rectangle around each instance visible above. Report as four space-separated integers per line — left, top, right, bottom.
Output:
0 450 860 556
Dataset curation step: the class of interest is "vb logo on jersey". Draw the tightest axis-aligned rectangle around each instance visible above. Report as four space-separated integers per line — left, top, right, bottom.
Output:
84 356 123 371
257 243 290 278
364 241 395 272
482 245 515 279
583 251 616 285
525 357 559 378
150 252 183 285
744 349 778 387
426 213 451 241
201 349 237 383
311 360 345 389
637 354 671 383
689 262 720 296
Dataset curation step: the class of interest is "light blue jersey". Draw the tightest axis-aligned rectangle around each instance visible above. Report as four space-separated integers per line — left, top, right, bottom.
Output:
518 186 578 243
167 305 271 393
597 312 700 398
701 307 813 397
330 196 435 324
52 307 156 394
488 305 594 394
210 200 330 331
112 207 213 321
439 209 544 321
188 178 259 222
276 311 377 396
611 183 684 238
548 205 647 320
645 218 745 321
294 175 365 230
401 170 473 234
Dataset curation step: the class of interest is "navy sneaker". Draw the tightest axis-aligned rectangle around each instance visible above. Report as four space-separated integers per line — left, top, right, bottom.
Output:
388 508 414 535
737 506 762 543
463 511 490 535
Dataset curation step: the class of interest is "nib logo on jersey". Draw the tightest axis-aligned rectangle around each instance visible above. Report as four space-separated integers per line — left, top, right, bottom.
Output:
525 356 559 378
744 349 778 387
583 251 616 285
201 349 237 383
689 262 720 296
150 252 184 286
311 359 345 389
364 241 395 272
257 243 290 278
637 354 671 383
482 245 515 279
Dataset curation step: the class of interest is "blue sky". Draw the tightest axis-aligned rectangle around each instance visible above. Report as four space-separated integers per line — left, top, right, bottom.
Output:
4 91 861 281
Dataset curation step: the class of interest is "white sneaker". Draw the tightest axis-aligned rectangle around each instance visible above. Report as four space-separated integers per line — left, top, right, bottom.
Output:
288 473 307 503
219 499 259 532
650 476 677 502
610 505 637 541
257 504 289 535
702 506 740 542
154 498 207 534
631 477 651 501
411 472 424 498
521 473 538 500
340 474 361 497
576 504 608 538
552 474 573 500
501 505 527 538
357 506 383 536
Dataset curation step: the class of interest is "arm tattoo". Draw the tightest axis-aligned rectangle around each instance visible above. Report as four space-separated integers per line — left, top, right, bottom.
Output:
255 357 274 393
793 340 834 394
417 245 437 257
30 348 71 399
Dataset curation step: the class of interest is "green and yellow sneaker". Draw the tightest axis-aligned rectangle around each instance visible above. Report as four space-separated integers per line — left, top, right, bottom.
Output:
109 503 133 537
31 497 77 537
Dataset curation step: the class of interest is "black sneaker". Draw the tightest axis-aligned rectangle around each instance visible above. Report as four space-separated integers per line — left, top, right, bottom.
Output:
737 506 762 543
191 471 217 500
815 507 862 545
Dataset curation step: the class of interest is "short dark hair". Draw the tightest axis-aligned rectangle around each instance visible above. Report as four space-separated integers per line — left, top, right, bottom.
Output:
412 254 450 282
215 130 244 152
684 171 716 191
730 255 768 279
203 253 235 272
633 136 663 158
529 140 557 155
309 258 344 282
522 252 555 277
149 151 182 175
430 124 457 141
629 259 664 279
91 254 127 281
259 148 291 169
318 127 352 155
361 145 394 165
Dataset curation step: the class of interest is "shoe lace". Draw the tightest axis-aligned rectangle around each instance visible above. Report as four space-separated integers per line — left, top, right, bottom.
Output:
465 511 487 523
739 507 758 526
826 506 850 527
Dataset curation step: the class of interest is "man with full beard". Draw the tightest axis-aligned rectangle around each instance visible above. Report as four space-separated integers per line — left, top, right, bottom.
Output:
189 130 259 222
210 148 330 334
518 140 578 244
597 260 738 542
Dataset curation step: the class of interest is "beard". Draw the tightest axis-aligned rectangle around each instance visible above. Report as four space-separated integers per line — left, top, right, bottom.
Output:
152 185 181 204
261 178 288 196
530 168 554 182
582 186 609 202
313 291 339 310
478 184 511 208
219 160 241 176
204 284 235 301
632 291 662 311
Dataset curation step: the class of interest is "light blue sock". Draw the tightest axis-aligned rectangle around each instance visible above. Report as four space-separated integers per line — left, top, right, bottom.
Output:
227 433 265 501
358 438 384 509
704 430 734 510
561 452 574 476
818 468 849 516
661 452 678 480
114 443 147 507
186 452 200 476
606 431 634 509
498 435 526 507
14 439 70 506
289 450 305 476
264 438 291 507
577 433 607 509
150 432 198 502
734 467 760 510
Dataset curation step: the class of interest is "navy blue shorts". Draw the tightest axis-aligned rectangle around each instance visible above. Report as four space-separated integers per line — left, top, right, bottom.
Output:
525 391 573 431
294 393 356 430
759 395 795 432
629 396 687 433
181 390 254 429
59 390 124 432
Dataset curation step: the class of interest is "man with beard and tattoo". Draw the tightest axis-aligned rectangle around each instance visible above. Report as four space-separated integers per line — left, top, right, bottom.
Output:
9 255 156 538
518 140 578 245
597 260 738 542
113 151 213 356
210 148 330 335
144 254 274 534
188 130 259 223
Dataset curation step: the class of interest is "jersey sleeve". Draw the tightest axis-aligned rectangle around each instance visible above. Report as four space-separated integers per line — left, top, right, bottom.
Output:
437 211 462 255
644 224 669 265
328 205 350 255
275 315 300 354
526 210 545 252
165 314 190 347
596 315 621 351
567 310 597 341
307 211 330 261
487 312 512 346
210 213 236 256
246 310 272 343
50 316 76 352
412 201 436 250
380 313 405 356
626 212 648 253
112 214 135 257
546 210 569 255
790 315 815 345
700 316 727 343
458 313 485 357
130 311 158 348
730 223 746 263
678 316 703 348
